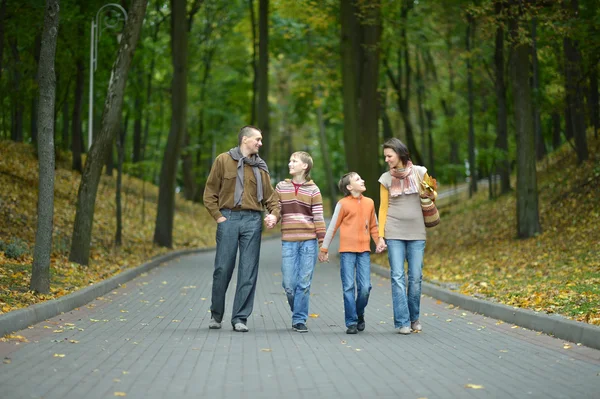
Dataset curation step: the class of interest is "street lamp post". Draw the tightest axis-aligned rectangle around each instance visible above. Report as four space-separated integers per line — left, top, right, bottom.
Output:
88 3 128 150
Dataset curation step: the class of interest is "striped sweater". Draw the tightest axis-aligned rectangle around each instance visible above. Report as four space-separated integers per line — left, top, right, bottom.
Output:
320 195 379 253
275 179 326 244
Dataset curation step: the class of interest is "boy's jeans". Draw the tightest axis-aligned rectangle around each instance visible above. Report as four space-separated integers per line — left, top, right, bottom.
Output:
281 239 318 325
385 239 426 328
340 252 372 327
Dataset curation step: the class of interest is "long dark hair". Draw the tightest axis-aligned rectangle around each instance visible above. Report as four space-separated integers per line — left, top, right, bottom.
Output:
382 138 410 166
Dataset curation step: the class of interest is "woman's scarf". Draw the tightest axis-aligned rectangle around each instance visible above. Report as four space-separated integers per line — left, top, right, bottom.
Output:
389 160 420 197
228 147 270 207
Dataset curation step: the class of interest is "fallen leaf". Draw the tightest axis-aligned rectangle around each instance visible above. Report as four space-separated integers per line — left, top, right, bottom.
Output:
53 329 63 333
308 313 319 318
261 348 272 352
114 392 127 397
3 357 11 364
563 344 571 349
53 354 66 358
511 325 519 329
340 340 347 345
69 340 79 344
464 384 484 389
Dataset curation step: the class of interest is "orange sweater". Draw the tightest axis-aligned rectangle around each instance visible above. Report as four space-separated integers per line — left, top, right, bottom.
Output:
320 195 379 253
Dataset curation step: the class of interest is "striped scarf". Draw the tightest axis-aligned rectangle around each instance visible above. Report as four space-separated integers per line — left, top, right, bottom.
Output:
389 160 420 197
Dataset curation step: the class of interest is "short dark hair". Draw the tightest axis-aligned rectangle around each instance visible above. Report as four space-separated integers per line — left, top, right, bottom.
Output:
338 172 357 197
383 137 410 166
238 125 262 145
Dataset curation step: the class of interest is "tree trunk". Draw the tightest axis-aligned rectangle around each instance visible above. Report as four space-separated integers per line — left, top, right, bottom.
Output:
340 0 382 210
466 13 477 197
551 112 561 150
31 34 42 145
531 17 546 161
248 0 257 125
69 0 147 265
132 70 143 165
494 0 510 194
115 114 127 247
61 78 70 150
182 132 197 201
509 5 541 239
315 90 337 215
153 0 189 248
10 39 23 142
590 62 599 139
31 0 60 294
71 58 84 172
0 0 6 81
257 0 270 162
563 0 588 162
415 50 427 166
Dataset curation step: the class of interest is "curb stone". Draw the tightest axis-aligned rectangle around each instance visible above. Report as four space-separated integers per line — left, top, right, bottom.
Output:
0 230 282 337
370 263 600 351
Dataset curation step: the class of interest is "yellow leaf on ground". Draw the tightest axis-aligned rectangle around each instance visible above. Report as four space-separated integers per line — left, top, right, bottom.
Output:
53 354 65 358
309 313 319 318
464 384 484 389
114 392 127 397
260 348 272 352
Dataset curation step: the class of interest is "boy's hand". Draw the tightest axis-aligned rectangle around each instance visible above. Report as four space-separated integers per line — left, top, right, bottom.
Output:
318 252 329 263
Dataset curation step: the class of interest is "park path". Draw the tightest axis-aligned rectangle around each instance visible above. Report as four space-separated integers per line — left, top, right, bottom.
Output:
1 235 599 398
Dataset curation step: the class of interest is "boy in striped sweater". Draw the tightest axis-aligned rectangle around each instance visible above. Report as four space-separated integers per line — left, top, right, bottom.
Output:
318 172 380 334
270 151 326 333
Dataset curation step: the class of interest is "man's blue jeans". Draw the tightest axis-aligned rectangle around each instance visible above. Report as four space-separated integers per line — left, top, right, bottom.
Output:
210 209 262 327
340 252 372 327
281 240 317 325
385 239 426 328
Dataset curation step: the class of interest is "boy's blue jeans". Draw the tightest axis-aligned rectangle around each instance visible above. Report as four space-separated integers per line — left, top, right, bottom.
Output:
339 252 372 327
385 239 426 328
281 240 318 325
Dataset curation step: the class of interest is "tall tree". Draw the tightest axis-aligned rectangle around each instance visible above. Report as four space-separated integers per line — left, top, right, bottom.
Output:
257 0 270 162
153 0 189 248
531 17 546 160
31 0 60 293
0 0 6 81
248 0 258 125
71 56 84 172
69 0 148 265
494 0 510 194
340 0 382 208
563 0 588 162
509 1 541 238
466 10 477 196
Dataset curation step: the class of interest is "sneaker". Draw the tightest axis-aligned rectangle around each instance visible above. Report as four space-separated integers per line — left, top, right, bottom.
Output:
397 326 411 335
411 320 422 332
357 316 366 332
292 323 308 333
346 325 358 334
208 318 221 329
233 322 249 332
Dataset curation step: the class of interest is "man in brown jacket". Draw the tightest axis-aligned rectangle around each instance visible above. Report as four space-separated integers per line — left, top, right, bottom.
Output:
203 126 279 332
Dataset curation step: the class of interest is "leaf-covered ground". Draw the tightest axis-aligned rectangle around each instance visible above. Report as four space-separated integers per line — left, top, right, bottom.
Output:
1 137 599 327
373 134 600 325
0 140 217 314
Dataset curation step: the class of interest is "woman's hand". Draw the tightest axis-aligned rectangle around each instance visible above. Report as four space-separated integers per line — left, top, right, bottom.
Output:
318 252 329 263
376 237 387 253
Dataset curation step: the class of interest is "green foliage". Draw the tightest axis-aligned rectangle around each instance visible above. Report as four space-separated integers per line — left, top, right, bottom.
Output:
2 237 30 259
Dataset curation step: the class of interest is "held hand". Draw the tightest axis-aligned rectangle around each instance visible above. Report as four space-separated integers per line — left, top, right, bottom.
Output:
264 214 277 229
318 252 329 263
376 237 387 253
216 216 227 224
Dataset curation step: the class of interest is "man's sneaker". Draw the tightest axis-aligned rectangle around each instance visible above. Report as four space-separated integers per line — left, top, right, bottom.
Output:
346 325 358 334
411 320 422 332
357 316 366 332
397 326 411 335
233 322 249 332
208 318 221 329
292 323 308 333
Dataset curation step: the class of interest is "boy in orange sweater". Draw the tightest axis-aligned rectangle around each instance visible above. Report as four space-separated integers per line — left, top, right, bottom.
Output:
318 172 380 334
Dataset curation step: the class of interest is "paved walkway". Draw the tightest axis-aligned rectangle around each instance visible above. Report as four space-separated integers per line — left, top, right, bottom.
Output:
1 237 599 398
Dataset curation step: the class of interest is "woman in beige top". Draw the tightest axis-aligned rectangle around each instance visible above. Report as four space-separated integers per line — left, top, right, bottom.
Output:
377 138 435 335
